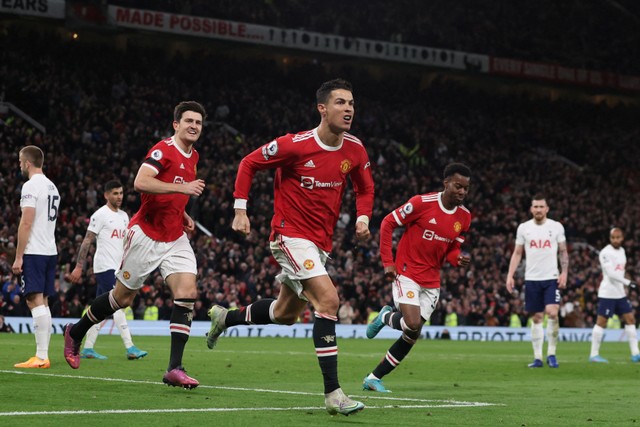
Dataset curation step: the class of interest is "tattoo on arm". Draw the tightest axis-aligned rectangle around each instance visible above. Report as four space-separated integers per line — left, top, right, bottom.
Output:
559 244 569 272
75 232 96 270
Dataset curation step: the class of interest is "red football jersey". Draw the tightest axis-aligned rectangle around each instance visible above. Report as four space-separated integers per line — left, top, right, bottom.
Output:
234 128 374 251
380 192 471 288
129 136 199 242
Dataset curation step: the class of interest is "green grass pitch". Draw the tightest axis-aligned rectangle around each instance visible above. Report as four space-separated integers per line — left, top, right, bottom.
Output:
1 333 639 426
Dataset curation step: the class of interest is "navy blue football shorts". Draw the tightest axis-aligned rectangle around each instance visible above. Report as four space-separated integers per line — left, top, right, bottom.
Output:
20 254 57 298
597 297 633 318
524 279 560 313
95 269 117 296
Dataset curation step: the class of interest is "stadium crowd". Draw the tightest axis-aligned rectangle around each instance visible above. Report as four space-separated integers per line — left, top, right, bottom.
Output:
110 0 640 74
1 23 639 328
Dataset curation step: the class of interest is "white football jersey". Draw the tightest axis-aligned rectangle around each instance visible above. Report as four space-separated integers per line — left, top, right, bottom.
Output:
88 205 129 273
20 174 59 256
598 244 630 299
515 218 566 281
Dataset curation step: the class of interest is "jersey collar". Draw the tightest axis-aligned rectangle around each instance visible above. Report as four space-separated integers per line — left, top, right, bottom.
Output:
438 192 458 214
313 127 343 151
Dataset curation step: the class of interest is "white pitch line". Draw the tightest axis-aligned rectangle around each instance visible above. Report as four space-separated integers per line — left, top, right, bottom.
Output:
0 369 500 411
0 403 497 417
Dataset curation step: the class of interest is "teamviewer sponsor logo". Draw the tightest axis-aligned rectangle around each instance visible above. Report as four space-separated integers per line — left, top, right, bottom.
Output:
422 229 453 243
301 176 315 189
300 176 342 190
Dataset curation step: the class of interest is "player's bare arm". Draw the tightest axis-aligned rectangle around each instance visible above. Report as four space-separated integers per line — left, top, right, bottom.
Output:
558 241 568 288
457 252 471 267
355 219 370 241
183 212 195 233
383 265 397 282
232 209 251 236
69 231 97 284
506 244 524 293
12 206 35 275
134 165 205 196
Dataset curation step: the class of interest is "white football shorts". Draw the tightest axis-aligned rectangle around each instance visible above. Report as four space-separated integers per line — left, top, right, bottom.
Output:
269 234 329 300
116 225 197 290
392 274 440 321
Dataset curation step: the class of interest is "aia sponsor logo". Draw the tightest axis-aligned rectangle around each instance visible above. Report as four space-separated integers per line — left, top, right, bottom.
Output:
529 239 552 249
110 229 126 239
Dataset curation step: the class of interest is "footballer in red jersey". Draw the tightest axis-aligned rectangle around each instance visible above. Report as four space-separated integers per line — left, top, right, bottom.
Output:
64 101 206 390
206 79 372 416
233 128 373 251
129 136 199 242
363 163 471 393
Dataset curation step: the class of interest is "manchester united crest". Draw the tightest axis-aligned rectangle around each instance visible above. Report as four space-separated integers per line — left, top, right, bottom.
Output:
454 221 462 232
340 159 352 174
407 291 415 299
123 271 131 280
303 259 315 270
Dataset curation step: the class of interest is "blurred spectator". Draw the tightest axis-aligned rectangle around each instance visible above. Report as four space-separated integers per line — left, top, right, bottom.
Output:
338 298 357 324
50 292 70 318
0 314 15 333
143 297 159 321
68 294 84 318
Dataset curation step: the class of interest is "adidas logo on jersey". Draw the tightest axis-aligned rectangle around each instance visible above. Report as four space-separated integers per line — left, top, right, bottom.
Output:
180 163 186 169
429 218 437 224
304 160 316 168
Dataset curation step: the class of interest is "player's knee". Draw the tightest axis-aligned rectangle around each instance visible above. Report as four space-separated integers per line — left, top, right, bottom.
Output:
545 310 559 320
274 312 298 325
403 318 422 332
112 286 136 308
314 297 339 315
402 328 420 344
172 286 198 300
532 312 544 323
402 320 421 339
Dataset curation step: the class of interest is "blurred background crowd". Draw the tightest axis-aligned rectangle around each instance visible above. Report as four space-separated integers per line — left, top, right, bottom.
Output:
113 0 640 74
1 1 639 328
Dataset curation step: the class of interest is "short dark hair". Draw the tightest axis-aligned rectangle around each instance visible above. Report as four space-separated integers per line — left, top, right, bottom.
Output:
104 180 123 193
174 101 207 123
443 162 471 180
20 145 44 168
532 193 546 202
316 78 353 104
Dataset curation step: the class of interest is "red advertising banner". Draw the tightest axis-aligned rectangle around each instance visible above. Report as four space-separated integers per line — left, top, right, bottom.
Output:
490 57 640 92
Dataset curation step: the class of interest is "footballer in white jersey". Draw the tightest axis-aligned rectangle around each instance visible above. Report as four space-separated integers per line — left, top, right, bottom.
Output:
589 227 640 364
13 146 59 369
68 180 147 361
88 205 129 274
506 195 569 369
21 174 59 257
515 218 566 281
598 243 631 299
